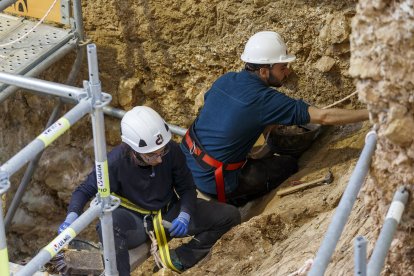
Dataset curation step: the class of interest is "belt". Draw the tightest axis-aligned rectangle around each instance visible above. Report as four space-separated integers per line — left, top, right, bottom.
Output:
183 130 245 203
112 193 181 272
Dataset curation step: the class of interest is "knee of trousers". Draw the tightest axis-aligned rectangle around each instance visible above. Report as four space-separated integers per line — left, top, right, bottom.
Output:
222 204 241 228
96 221 128 252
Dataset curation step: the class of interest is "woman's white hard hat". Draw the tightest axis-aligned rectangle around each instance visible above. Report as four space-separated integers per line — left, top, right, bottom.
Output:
121 106 171 153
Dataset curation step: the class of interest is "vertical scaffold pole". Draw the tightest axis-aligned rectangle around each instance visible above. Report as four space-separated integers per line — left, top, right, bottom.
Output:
86 43 118 276
0 172 11 276
367 186 409 276
354 236 367 276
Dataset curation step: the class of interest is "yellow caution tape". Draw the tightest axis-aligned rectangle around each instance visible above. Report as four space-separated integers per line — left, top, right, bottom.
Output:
37 117 70 147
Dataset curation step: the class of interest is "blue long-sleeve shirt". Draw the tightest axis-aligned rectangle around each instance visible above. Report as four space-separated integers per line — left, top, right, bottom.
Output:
68 141 197 216
181 70 310 194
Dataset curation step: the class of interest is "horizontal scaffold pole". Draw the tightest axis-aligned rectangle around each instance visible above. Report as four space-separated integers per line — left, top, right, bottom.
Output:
0 99 91 177
103 106 187 136
0 71 87 101
0 39 77 104
15 200 103 276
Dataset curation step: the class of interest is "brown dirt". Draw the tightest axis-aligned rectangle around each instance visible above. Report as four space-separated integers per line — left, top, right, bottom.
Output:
132 122 372 276
1 0 412 275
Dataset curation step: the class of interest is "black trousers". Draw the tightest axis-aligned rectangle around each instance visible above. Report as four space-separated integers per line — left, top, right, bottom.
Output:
228 154 298 206
97 199 240 275
203 155 298 206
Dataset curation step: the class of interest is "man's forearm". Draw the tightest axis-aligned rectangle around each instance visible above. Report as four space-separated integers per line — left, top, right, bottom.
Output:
309 106 369 125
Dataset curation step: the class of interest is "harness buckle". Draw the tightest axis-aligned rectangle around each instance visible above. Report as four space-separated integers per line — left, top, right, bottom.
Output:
189 142 196 155
143 214 153 235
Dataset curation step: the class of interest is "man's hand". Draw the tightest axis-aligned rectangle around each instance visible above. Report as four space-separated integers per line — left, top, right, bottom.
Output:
58 212 79 234
169 211 190 237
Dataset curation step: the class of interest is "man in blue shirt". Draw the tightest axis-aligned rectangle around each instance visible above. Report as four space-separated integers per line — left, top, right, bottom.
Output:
181 31 369 205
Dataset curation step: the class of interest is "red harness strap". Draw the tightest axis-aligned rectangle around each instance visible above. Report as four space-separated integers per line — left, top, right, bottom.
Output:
184 130 245 202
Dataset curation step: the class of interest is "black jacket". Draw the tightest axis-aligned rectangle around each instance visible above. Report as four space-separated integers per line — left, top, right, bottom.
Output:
67 141 197 216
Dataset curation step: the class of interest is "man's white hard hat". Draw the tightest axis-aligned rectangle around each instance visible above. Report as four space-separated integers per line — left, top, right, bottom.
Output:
241 31 296 64
121 106 171 153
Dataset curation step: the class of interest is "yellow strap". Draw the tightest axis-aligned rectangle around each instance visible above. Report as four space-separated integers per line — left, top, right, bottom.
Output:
0 247 9 276
153 212 181 272
111 193 180 272
111 193 158 215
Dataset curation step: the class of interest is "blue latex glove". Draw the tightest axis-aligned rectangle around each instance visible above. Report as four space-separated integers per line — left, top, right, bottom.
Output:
169 211 190 237
58 212 78 234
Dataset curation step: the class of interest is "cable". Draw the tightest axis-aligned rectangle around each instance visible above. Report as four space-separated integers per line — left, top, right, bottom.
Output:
321 91 358 109
0 0 59 48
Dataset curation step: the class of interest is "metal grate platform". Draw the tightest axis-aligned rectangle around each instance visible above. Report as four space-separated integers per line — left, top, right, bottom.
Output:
0 13 73 89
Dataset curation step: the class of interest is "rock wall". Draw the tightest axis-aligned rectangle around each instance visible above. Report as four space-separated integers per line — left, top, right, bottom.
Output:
2 0 388 265
350 0 414 273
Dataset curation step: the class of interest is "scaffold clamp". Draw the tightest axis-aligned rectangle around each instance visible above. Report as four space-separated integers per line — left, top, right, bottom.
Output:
0 170 10 194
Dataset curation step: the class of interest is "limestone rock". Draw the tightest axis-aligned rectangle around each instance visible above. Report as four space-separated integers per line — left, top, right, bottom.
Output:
105 118 121 146
11 209 35 232
22 186 56 216
319 14 350 44
315 56 336 72
384 117 414 146
118 77 141 109
349 58 381 80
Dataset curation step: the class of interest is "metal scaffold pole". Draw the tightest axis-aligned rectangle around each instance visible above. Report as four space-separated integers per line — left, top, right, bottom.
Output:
0 99 90 176
0 0 17 12
367 186 409 276
0 172 11 276
86 43 119 276
354 236 367 276
15 200 103 276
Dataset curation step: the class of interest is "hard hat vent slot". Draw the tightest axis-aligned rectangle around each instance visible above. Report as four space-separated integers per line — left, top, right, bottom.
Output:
139 139 147 147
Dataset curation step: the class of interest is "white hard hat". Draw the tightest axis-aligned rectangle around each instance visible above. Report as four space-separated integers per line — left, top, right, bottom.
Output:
241 31 296 64
121 106 171 153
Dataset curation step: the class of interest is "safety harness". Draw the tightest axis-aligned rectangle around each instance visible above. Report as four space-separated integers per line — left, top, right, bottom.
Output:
183 126 245 203
112 193 181 273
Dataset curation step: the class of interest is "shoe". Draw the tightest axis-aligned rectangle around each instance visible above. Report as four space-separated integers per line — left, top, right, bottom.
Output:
169 249 184 272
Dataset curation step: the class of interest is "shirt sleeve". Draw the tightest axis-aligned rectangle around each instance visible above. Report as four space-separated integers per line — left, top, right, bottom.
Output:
67 147 122 215
67 171 98 215
261 88 310 126
170 142 197 216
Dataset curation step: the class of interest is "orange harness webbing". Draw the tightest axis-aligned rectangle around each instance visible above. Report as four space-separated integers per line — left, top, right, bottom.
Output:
183 130 245 202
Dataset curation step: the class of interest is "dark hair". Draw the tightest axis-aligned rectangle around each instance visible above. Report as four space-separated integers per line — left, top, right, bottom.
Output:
245 63 271 72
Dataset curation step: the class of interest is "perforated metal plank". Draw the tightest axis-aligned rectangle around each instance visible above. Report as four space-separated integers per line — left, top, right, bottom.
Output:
0 13 73 73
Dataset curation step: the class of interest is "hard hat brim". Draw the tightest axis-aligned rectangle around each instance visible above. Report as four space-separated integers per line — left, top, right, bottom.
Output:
279 54 296 63
241 54 296 64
